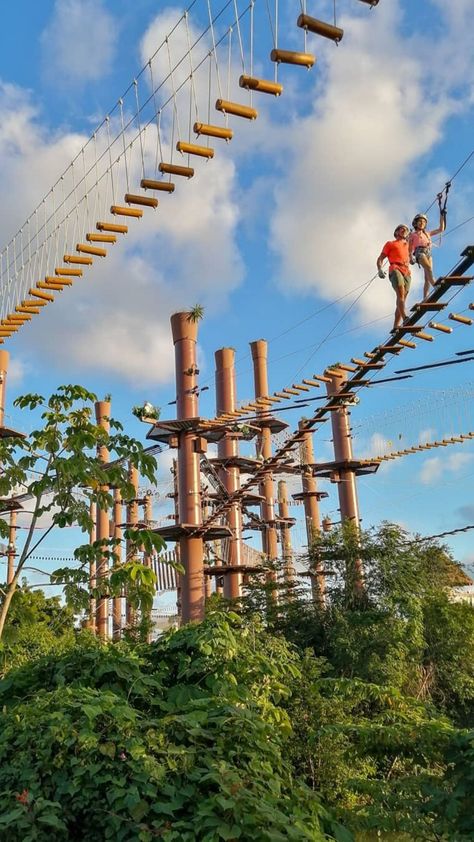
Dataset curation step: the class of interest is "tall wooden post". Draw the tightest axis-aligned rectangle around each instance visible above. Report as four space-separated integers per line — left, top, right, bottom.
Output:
171 312 204 623
88 502 96 632
6 510 16 586
277 480 295 581
95 400 111 639
0 350 9 429
126 463 139 627
112 489 123 639
215 347 243 599
250 340 278 571
297 420 326 603
326 373 364 591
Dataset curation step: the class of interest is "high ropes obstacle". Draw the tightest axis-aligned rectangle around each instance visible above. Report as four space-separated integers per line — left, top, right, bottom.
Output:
0 0 379 342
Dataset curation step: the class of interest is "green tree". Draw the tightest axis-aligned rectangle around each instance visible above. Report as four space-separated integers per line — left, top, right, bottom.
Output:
0 385 166 639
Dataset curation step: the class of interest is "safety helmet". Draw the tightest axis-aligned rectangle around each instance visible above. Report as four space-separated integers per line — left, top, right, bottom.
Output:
393 224 409 237
412 213 428 227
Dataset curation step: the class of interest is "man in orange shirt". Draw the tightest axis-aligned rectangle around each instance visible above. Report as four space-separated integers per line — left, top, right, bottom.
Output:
376 224 411 330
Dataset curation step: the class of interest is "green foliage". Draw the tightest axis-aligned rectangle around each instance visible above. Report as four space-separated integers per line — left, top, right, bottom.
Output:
187 304 205 322
0 613 343 841
0 384 165 638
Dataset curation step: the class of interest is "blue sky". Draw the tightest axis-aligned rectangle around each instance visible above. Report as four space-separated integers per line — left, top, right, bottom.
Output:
1 0 474 590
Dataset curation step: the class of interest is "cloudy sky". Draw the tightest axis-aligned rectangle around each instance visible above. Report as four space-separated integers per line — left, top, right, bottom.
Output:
1 0 474 587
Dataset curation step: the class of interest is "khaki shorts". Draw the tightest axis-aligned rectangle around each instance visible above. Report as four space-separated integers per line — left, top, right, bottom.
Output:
389 269 411 292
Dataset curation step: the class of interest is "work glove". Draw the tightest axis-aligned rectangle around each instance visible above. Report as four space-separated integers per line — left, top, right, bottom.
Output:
378 269 386 279
410 257 416 265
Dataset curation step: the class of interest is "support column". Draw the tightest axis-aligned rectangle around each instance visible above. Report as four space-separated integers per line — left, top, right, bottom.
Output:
112 489 122 640
215 347 243 599
250 340 278 570
298 420 326 603
126 463 139 627
326 373 364 590
6 510 16 586
277 480 295 581
95 400 111 639
171 312 204 623
0 350 9 428
88 502 96 632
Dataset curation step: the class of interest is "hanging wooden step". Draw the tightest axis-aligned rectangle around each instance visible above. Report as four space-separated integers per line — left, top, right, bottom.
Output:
124 193 158 209
97 222 128 234
414 331 433 341
176 141 214 159
411 301 445 312
77 243 107 257
398 339 416 348
29 289 54 302
21 299 47 308
64 254 93 265
449 312 473 325
302 379 321 387
379 345 402 353
87 233 117 244
56 267 82 277
37 281 64 291
159 162 194 178
312 374 331 383
270 49 315 68
429 322 452 333
16 305 40 315
110 206 143 219
215 99 258 120
4 314 31 322
141 178 175 193
239 75 283 96
45 277 73 287
297 14 343 43
338 363 357 372
194 123 233 141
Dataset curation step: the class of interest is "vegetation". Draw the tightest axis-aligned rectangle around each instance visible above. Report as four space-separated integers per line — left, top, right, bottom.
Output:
0 385 165 639
0 522 473 839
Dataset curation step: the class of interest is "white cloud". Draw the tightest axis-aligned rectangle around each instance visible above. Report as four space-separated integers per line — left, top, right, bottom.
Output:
269 0 474 319
40 0 118 86
420 451 474 485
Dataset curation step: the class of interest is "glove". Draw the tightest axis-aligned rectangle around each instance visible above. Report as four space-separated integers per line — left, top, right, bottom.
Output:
410 257 416 265
378 269 386 279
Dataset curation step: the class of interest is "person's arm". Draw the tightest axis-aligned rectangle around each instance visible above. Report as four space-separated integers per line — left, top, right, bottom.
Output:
408 233 416 264
377 250 387 278
430 211 446 237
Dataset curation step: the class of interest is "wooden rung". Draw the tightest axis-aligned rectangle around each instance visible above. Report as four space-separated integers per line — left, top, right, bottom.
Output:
56 267 82 276
274 392 292 400
87 233 117 244
141 178 175 193
297 13 343 42
77 243 107 257
414 332 433 341
338 364 357 372
97 222 128 233
45 276 73 286
302 379 321 387
379 345 402 353
16 305 40 315
429 322 452 334
412 301 445 311
176 141 214 159
22 299 47 308
398 339 416 348
110 205 143 219
282 388 300 396
124 193 159 208
292 383 310 391
325 368 345 377
357 362 384 369
364 352 376 358
194 123 233 141
262 396 280 403
29 289 54 302
3 315 30 322
449 437 463 443
439 275 474 285
159 162 194 178
312 374 331 383
239 75 283 96
64 255 93 265
215 99 258 120
352 358 367 365
270 49 315 68
38 281 65 291
449 312 473 325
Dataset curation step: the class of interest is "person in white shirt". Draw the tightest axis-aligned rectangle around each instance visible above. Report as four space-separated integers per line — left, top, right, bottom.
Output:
408 211 446 298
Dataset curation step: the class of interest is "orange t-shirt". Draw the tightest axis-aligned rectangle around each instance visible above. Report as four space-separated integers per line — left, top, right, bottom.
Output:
381 240 410 276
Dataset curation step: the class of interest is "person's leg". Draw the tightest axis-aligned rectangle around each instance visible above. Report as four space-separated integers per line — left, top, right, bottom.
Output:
418 253 434 297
